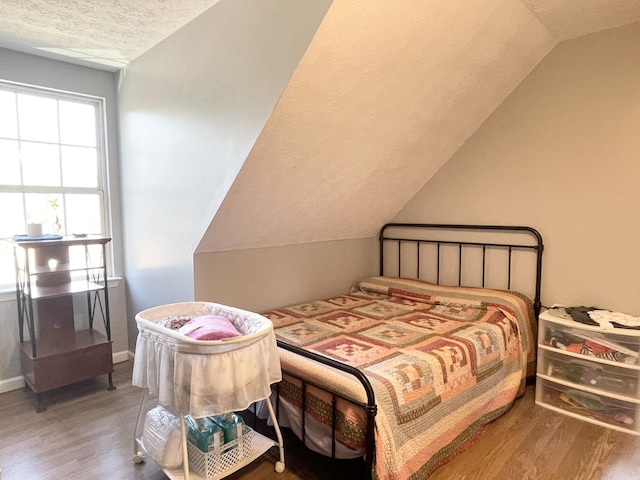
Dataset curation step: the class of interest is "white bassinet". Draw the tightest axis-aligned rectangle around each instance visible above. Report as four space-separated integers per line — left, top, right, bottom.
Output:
132 302 285 480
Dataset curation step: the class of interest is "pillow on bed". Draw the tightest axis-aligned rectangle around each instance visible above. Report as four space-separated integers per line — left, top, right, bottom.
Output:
178 314 242 340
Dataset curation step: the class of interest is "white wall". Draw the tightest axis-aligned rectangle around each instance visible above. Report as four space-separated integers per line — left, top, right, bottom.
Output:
0 48 127 387
395 22 640 315
117 0 332 348
194 237 377 312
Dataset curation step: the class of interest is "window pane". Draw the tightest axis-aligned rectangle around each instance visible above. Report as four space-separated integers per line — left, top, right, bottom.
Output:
0 193 25 237
59 101 97 147
0 139 21 185
66 194 101 235
0 90 18 138
61 145 98 187
21 141 61 186
17 93 59 143
0 83 108 287
25 193 65 234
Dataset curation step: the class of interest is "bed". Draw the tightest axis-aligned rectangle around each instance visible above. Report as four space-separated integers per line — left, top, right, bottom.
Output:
259 223 544 480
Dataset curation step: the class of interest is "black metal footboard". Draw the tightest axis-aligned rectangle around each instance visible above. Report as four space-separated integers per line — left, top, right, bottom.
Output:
275 340 377 480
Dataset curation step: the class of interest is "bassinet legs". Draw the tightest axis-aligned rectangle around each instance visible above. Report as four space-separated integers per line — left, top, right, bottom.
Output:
132 388 286 479
132 389 147 464
264 395 286 473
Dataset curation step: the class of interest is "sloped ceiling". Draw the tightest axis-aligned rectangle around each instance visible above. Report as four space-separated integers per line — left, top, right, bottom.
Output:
1 1 639 252
1 0 638 69
522 0 640 39
201 0 640 252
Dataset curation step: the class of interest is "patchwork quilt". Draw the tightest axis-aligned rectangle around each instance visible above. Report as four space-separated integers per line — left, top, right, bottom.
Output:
262 276 536 480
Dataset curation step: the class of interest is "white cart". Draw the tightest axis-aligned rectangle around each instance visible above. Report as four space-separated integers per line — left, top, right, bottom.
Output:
131 302 285 479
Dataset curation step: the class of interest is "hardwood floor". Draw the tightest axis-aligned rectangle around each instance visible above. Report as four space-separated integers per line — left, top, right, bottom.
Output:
0 361 639 480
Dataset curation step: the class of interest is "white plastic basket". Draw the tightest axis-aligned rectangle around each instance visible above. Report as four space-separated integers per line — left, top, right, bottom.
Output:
187 427 254 479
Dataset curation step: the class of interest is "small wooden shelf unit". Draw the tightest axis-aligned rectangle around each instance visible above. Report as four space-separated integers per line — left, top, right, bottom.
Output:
9 236 115 412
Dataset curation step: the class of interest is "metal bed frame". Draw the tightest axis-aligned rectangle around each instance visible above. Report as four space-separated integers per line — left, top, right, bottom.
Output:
273 223 544 479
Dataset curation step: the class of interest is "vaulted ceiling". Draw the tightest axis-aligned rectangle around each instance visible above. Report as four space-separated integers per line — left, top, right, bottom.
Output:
2 1 639 253
1 1 638 71
199 0 640 252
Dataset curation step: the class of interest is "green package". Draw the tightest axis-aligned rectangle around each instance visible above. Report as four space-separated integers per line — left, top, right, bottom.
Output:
184 414 224 453
211 412 245 449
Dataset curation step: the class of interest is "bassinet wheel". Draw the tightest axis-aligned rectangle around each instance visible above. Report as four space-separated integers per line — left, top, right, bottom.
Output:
274 461 285 473
133 452 145 464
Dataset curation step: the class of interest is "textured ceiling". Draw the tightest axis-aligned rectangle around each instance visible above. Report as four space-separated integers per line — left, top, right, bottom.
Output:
0 0 221 70
0 1 639 71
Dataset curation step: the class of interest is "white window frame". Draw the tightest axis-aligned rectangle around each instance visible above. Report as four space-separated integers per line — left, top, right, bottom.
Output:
0 80 112 290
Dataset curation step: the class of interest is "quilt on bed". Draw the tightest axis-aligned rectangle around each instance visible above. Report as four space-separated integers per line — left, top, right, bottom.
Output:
262 277 536 480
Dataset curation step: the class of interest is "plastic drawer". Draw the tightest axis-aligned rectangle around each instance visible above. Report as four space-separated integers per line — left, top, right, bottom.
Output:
539 318 640 367
535 377 639 434
538 349 639 398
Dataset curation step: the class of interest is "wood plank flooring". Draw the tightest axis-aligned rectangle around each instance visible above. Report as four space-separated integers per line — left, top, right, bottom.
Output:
0 361 639 480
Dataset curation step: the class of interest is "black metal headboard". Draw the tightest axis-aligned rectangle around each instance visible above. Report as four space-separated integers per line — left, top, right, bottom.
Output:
379 223 544 318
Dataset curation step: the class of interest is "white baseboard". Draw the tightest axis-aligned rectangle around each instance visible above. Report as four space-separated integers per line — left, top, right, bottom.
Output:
113 350 129 364
0 350 131 394
0 375 25 394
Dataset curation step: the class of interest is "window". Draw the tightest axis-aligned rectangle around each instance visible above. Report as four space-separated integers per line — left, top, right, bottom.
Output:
0 81 109 287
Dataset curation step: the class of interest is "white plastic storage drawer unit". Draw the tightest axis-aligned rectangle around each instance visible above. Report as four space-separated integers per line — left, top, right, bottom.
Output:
535 309 640 435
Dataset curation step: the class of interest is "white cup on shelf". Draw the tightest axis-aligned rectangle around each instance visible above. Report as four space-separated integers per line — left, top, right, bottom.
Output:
27 223 43 237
